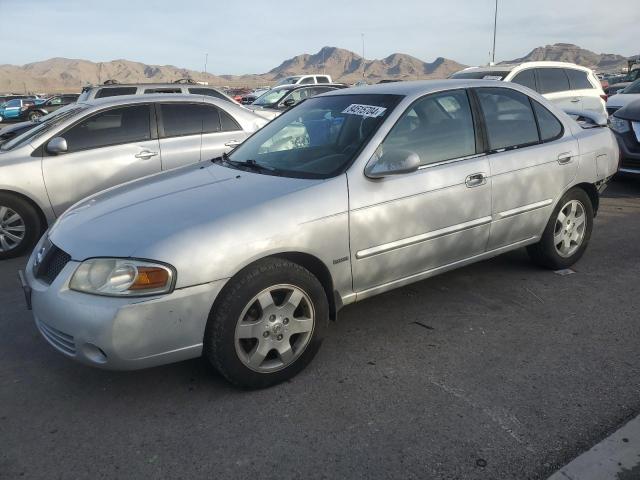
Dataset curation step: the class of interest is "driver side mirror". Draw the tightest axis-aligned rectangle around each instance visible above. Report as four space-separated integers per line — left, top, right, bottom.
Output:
365 149 421 179
47 137 68 154
282 98 296 108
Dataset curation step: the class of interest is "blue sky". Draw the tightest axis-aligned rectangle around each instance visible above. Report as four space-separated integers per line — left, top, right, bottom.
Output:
1 0 638 73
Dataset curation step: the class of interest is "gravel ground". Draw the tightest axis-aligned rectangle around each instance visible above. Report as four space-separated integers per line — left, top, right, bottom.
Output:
0 177 639 479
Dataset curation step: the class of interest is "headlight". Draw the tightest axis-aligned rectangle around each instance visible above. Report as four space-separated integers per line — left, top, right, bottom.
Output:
70 258 175 296
609 115 630 134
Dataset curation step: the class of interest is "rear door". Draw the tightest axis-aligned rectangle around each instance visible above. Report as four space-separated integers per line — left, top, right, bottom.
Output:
42 104 161 216
473 87 578 249
565 68 602 114
535 68 582 112
200 106 250 160
156 102 207 169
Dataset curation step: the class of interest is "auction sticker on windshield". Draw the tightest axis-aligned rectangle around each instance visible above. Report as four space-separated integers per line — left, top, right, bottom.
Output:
342 104 387 118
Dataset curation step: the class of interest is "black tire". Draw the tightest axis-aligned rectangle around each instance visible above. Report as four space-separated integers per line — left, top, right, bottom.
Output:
204 257 329 389
28 111 43 122
0 193 43 260
527 187 594 270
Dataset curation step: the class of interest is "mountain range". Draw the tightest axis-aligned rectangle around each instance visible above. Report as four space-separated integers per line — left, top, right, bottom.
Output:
0 43 635 93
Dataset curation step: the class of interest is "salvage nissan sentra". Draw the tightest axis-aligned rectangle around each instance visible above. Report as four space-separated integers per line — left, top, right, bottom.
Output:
22 80 618 388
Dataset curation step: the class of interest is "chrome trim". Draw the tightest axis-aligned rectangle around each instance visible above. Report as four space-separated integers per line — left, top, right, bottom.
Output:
619 167 640 174
497 199 553 220
355 236 538 301
417 153 488 171
355 216 492 259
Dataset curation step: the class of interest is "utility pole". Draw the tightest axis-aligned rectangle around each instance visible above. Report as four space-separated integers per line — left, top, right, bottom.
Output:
491 0 498 65
361 33 365 79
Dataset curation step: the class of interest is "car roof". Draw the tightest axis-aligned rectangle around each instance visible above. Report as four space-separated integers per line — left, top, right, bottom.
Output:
459 61 593 73
84 83 224 90
324 79 536 99
77 93 238 109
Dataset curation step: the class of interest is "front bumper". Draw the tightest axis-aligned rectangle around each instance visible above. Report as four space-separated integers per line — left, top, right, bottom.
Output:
613 129 640 175
24 246 227 370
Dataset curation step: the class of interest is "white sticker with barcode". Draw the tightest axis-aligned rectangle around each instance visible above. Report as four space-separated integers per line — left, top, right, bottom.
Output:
342 104 387 118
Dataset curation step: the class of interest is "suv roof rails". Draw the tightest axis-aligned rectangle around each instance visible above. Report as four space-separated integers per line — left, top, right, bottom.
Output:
102 79 120 85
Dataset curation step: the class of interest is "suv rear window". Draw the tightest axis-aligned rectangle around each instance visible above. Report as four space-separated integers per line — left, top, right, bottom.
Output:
94 87 138 99
536 68 570 94
565 69 593 90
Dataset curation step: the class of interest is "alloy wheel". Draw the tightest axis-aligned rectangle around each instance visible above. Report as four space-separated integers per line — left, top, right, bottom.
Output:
554 199 586 258
0 206 26 252
234 284 315 373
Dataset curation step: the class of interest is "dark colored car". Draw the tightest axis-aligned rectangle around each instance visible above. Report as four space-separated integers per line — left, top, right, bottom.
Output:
609 99 640 175
605 69 640 96
21 94 79 122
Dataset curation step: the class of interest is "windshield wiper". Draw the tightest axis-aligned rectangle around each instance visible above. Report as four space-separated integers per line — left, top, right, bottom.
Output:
212 153 281 175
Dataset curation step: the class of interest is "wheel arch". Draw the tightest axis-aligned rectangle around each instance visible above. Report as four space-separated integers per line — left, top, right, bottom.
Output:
572 182 600 216
0 189 49 232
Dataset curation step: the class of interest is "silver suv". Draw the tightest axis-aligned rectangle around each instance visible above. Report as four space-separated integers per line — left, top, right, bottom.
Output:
78 81 238 105
0 94 267 258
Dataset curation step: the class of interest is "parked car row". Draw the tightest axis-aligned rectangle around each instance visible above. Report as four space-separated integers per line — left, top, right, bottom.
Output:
9 77 618 388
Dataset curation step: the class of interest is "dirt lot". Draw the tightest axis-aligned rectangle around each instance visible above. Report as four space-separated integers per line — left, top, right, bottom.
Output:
0 177 639 479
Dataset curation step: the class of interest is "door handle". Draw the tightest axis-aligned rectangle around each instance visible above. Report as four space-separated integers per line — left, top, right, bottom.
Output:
570 98 580 103
135 150 158 160
557 152 573 165
224 140 242 148
465 173 486 188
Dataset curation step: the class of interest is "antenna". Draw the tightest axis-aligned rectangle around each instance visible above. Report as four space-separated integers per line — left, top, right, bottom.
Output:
491 0 498 64
204 53 208 75
361 33 365 78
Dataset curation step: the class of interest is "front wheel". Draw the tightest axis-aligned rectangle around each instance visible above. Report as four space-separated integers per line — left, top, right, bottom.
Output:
204 258 329 389
28 111 43 122
0 193 43 260
527 187 594 270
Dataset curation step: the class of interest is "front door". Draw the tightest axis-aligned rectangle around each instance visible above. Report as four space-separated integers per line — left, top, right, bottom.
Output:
348 89 492 294
42 104 161 216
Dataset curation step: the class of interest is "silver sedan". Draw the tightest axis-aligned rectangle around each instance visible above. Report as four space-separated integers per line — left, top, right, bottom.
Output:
0 94 268 259
23 80 619 388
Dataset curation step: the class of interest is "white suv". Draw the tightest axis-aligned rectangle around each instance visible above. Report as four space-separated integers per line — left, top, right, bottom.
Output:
274 75 333 87
451 61 606 116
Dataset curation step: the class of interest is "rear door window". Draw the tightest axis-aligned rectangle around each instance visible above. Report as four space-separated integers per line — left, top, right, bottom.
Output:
317 76 331 83
220 109 241 131
299 77 315 85
536 68 570 94
94 87 138 98
63 105 151 152
511 69 537 91
476 87 539 150
565 69 593 90
159 103 221 137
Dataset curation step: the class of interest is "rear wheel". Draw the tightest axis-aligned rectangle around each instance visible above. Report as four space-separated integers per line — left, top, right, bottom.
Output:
0 193 43 260
204 258 329 389
527 187 593 270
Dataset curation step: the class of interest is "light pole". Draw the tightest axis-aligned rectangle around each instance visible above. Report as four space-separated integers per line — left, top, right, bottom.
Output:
491 0 498 65
361 33 365 79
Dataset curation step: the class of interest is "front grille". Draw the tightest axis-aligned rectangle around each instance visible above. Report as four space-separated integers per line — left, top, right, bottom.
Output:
36 319 76 355
34 243 71 284
607 106 620 116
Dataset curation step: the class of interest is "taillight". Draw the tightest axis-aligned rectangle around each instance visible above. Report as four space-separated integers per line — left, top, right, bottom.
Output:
600 94 608 102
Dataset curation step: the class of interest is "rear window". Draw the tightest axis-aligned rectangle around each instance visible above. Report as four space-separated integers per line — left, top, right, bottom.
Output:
317 76 331 83
94 87 138 98
536 68 570 94
565 69 593 90
450 70 510 80
188 88 234 103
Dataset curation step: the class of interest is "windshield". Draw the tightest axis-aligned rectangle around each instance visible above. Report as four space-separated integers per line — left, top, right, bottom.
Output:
450 70 510 80
252 88 290 106
1 105 88 151
622 79 640 94
275 76 300 86
227 93 402 179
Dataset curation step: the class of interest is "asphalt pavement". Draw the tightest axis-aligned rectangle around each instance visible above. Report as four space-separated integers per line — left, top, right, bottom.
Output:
0 177 639 480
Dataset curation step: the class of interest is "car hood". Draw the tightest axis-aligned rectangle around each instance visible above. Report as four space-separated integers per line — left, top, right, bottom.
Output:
614 99 640 121
49 163 343 287
607 93 640 109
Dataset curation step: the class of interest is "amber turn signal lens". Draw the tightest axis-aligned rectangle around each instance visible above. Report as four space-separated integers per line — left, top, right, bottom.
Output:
129 267 170 290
